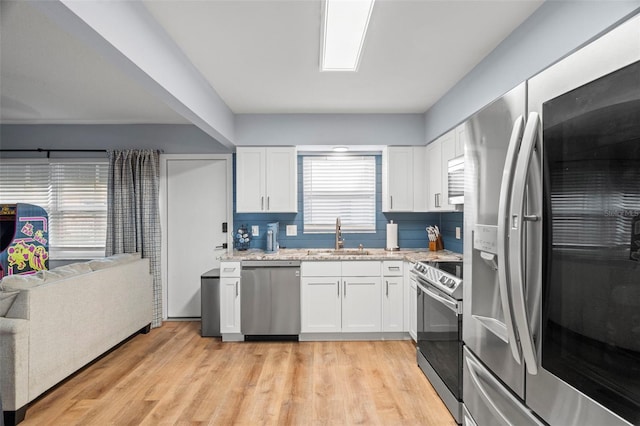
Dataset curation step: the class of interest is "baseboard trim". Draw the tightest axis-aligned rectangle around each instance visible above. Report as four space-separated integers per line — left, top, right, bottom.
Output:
299 332 410 341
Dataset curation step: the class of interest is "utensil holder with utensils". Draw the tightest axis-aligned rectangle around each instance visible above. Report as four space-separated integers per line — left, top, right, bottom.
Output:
427 225 444 251
429 235 444 251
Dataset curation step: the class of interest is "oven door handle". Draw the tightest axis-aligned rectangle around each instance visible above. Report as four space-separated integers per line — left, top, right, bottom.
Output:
417 280 459 314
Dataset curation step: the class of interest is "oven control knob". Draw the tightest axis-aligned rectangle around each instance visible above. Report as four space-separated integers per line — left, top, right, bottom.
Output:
440 277 455 288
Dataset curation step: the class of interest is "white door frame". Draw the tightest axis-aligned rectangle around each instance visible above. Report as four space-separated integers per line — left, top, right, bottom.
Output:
159 154 233 320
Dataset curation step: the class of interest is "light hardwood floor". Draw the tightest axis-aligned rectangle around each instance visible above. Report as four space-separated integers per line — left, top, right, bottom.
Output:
21 321 456 425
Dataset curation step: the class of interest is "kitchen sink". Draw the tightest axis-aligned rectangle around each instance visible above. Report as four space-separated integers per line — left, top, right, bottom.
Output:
306 249 371 256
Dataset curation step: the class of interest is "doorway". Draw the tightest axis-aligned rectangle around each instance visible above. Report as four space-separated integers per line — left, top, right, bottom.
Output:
160 154 232 319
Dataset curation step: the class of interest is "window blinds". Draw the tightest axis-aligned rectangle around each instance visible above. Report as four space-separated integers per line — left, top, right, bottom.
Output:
303 156 376 233
0 160 108 258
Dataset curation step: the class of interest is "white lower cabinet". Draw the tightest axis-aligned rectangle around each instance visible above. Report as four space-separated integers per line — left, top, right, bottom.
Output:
382 261 404 332
300 275 342 332
301 261 382 333
220 262 241 334
342 276 382 332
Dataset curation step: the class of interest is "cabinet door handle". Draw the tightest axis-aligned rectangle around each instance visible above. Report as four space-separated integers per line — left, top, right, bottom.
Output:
386 280 389 297
267 196 270 210
390 195 393 210
261 196 264 211
343 281 347 297
337 280 340 297
235 281 239 297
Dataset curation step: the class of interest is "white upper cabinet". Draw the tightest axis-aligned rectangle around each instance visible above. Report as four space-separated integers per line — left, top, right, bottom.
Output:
454 123 466 158
382 146 427 212
427 124 465 212
412 146 429 212
236 147 298 213
236 148 265 212
426 135 444 211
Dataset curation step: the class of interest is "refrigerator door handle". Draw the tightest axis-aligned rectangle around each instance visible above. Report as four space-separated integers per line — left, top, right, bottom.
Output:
508 111 540 375
497 114 525 364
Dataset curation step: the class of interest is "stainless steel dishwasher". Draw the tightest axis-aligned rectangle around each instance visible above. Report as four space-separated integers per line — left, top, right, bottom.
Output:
240 260 301 340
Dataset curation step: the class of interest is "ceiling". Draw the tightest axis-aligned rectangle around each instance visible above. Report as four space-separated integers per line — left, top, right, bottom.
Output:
0 0 543 132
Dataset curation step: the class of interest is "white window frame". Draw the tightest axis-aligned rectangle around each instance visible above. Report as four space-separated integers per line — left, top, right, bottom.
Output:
303 155 376 234
0 158 108 259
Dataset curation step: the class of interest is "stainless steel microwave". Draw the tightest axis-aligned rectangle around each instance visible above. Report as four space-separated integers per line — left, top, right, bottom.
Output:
448 155 464 204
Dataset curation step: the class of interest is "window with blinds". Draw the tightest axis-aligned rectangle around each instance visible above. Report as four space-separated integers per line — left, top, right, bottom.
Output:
303 156 376 233
0 160 108 258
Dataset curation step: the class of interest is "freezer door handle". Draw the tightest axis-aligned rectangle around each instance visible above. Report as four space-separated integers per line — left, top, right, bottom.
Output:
496 114 525 364
508 111 541 375
465 349 544 426
466 351 513 426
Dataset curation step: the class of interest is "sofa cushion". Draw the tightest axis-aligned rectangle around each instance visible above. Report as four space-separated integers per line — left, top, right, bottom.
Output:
0 289 20 316
0 272 45 291
109 252 142 265
86 258 115 271
41 263 92 283
55 263 93 275
87 252 141 271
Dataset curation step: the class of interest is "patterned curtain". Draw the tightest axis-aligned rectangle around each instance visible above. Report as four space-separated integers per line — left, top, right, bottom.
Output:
106 150 162 328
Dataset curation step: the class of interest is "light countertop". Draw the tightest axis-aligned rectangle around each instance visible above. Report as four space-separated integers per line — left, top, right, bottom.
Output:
222 248 462 263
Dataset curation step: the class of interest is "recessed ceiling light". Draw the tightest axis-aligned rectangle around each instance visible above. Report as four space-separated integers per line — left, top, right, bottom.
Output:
332 146 349 152
320 0 375 72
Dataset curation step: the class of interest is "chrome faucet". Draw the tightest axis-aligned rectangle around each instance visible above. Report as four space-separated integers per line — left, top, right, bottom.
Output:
335 217 344 250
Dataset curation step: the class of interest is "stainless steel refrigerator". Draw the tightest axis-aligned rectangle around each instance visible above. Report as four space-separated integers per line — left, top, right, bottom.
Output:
463 12 640 426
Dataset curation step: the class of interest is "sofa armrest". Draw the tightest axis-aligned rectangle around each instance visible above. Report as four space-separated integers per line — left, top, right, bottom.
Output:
5 290 30 320
0 318 30 412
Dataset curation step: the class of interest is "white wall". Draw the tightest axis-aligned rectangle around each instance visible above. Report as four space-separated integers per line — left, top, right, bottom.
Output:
424 1 640 143
0 124 231 156
235 113 425 146
4 2 638 151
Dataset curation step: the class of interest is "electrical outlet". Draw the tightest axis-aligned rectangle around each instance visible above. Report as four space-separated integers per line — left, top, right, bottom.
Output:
252 225 259 236
456 227 461 240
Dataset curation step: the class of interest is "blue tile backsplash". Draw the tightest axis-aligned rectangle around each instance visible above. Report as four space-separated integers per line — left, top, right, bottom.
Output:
233 154 463 254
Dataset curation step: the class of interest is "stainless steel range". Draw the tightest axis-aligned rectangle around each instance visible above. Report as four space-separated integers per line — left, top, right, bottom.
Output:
413 260 463 424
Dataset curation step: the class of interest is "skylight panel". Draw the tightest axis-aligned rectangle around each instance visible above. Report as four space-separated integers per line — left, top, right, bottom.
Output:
321 0 375 72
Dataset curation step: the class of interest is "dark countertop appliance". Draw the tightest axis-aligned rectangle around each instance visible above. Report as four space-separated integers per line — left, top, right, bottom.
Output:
201 268 221 337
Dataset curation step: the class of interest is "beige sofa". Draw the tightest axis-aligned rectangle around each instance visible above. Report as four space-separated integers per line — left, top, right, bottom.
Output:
0 253 153 425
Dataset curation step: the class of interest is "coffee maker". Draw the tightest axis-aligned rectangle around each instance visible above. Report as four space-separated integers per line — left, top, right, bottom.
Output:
266 222 279 253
